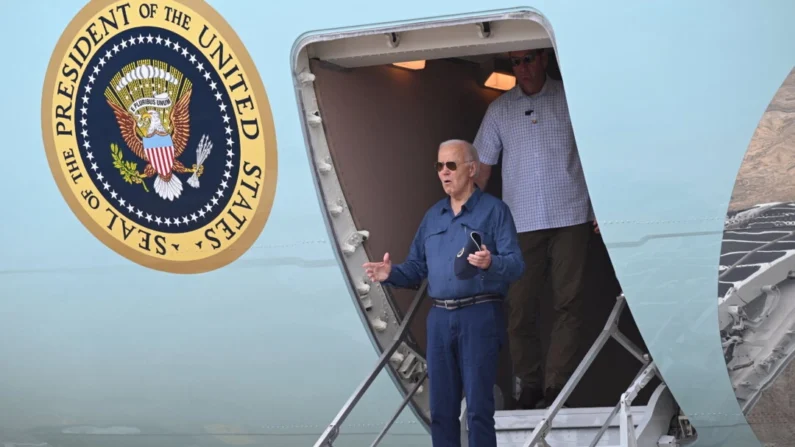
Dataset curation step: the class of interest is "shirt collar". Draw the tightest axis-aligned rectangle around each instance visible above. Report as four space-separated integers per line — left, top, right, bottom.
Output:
442 186 482 215
512 75 553 100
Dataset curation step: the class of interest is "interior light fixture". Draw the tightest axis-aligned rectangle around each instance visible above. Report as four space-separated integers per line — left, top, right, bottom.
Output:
392 60 426 70
484 72 516 91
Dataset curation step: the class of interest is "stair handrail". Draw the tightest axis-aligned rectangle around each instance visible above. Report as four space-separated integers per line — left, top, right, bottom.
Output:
519 293 661 447
370 370 429 447
313 280 428 447
586 359 663 447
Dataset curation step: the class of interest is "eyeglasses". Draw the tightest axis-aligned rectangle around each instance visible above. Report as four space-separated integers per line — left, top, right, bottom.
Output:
509 52 541 66
435 160 473 172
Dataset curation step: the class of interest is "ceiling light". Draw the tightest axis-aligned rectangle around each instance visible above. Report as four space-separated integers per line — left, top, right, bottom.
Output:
392 60 426 70
484 72 516 91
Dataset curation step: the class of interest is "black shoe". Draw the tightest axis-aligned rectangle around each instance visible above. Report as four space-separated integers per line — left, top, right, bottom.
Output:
534 386 566 409
517 387 543 409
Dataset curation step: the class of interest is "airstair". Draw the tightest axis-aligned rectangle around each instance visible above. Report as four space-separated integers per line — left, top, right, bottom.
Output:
313 283 694 447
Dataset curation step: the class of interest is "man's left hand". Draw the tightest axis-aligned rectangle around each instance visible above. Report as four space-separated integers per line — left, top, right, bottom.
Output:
468 244 491 270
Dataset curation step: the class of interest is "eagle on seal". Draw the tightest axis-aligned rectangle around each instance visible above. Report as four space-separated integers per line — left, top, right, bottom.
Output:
106 87 203 201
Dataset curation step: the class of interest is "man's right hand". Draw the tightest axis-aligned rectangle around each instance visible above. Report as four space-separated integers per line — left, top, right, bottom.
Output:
363 253 392 282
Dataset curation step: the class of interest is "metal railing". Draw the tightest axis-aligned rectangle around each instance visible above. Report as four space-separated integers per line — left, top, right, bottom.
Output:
587 359 655 447
516 293 663 447
316 290 667 447
313 281 428 447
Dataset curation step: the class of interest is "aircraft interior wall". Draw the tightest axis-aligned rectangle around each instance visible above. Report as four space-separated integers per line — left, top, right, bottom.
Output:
309 55 658 408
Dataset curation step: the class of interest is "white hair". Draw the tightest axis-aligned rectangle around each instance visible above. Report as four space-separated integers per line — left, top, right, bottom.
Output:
439 139 480 176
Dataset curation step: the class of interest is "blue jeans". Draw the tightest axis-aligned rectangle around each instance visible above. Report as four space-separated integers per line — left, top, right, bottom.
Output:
426 300 506 447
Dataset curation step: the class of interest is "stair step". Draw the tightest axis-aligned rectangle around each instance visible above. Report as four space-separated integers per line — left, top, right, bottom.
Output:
494 406 644 447
486 384 678 447
495 406 647 430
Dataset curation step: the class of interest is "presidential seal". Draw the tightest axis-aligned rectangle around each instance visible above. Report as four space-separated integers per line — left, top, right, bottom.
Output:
41 0 277 273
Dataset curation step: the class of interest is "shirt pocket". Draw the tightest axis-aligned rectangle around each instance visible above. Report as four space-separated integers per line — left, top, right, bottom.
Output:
422 226 447 255
462 223 494 254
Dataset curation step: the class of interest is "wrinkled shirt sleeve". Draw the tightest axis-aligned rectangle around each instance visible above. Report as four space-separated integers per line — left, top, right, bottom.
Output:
383 215 429 289
483 204 524 283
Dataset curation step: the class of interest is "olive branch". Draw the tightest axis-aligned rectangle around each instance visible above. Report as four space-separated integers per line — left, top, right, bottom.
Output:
110 143 149 192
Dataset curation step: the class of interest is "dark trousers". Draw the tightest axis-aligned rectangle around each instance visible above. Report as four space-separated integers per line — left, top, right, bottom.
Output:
507 222 591 391
427 300 505 447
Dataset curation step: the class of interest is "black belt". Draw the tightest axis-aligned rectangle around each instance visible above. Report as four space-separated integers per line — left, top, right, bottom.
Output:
431 294 502 310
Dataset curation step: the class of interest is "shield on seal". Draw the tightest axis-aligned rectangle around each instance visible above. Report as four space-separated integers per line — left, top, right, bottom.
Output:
143 133 176 177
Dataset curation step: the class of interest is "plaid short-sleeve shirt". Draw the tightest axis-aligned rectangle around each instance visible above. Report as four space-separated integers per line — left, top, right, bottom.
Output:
474 78 594 233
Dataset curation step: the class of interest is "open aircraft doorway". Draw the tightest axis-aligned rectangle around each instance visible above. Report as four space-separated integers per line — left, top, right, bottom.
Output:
292 10 689 446
719 68 795 446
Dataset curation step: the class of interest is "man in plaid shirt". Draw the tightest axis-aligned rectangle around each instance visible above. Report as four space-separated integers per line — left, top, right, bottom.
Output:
474 47 599 410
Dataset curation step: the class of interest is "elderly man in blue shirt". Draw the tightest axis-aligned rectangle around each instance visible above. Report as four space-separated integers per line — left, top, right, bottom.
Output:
363 139 525 447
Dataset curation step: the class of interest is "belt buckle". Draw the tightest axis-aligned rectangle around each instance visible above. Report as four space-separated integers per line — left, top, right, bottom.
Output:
444 300 455 310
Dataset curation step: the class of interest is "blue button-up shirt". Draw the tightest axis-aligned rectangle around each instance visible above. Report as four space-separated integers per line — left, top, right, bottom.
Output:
384 187 525 300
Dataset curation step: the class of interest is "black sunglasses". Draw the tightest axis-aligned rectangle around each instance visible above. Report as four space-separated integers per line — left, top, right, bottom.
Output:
435 160 473 172
509 51 541 66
